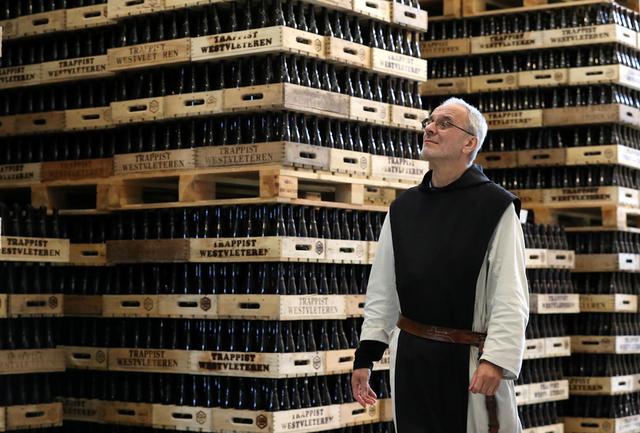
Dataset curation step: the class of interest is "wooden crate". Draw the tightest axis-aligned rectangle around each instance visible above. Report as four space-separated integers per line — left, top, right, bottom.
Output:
566 145 640 171
0 116 17 136
392 3 428 30
109 348 191 374
371 49 427 82
60 398 104 423
114 149 197 176
14 111 66 135
547 249 575 269
64 295 103 316
0 18 18 40
326 149 369 177
518 68 569 88
542 186 639 208
107 0 166 18
523 338 546 360
580 294 638 313
543 104 640 128
571 335 640 354
570 375 635 396
525 380 569 405
325 239 369 263
345 294 366 317
6 403 63 430
471 31 544 54
574 253 640 272
514 384 530 405
65 106 114 131
0 348 65 375
352 0 391 20
190 236 328 263
545 336 571 358
17 10 66 37
157 295 217 318
565 415 640 433
41 55 112 85
349 97 390 126
213 404 342 433
102 401 153 426
324 348 356 374
525 248 547 268
69 243 107 266
164 90 224 118
485 109 543 130
421 77 471 96
0 64 42 90
63 346 108 370
152 405 214 431
107 239 190 264
421 39 470 59
569 64 640 91
529 293 580 314
0 294 63 317
340 401 380 426
191 350 324 378
475 151 517 169
518 148 567 167
215 294 346 320
470 73 518 92
379 398 393 422
192 26 325 62
66 4 115 30
0 162 41 184
390 105 428 131
224 83 350 119
326 37 371 69
41 158 113 182
543 24 637 50
0 236 70 263
110 97 166 124
103 295 159 317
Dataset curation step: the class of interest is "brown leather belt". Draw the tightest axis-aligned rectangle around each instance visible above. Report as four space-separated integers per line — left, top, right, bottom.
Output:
397 314 500 433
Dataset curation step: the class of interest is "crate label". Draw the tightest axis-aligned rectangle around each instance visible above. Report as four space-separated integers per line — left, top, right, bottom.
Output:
0 163 41 183
371 49 427 81
114 149 195 175
41 158 112 181
570 376 634 394
544 24 633 47
109 38 190 70
472 32 542 53
617 336 640 353
42 56 110 83
533 294 579 312
281 295 346 318
485 110 542 129
421 39 469 58
60 398 102 422
194 351 272 373
370 155 428 181
110 349 187 371
197 143 283 166
547 187 615 203
191 237 325 261
0 349 64 373
0 64 41 88
0 237 69 262
272 405 342 432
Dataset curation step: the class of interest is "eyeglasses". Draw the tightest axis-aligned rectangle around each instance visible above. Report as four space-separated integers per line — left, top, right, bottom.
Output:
422 116 475 136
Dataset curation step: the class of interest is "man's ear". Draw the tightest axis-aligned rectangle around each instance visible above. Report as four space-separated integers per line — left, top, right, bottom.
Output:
463 136 478 156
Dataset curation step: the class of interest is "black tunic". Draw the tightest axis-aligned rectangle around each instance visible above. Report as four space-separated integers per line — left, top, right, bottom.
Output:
389 165 519 433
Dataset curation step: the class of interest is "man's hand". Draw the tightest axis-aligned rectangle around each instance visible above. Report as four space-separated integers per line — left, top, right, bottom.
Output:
351 368 377 408
469 360 502 396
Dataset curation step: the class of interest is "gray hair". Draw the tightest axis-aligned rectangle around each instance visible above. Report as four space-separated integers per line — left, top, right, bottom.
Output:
439 97 488 161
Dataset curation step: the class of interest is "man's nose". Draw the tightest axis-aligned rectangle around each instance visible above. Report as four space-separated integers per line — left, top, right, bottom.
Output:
424 123 436 136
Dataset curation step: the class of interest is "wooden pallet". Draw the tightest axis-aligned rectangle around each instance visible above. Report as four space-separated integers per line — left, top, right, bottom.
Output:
107 164 413 210
420 0 463 19
2 179 112 213
463 0 640 16
532 205 640 231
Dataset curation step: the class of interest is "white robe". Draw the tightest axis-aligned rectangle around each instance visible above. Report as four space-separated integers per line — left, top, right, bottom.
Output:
360 203 529 432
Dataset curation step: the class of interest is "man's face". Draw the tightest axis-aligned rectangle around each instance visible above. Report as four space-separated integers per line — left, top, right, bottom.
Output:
420 104 477 163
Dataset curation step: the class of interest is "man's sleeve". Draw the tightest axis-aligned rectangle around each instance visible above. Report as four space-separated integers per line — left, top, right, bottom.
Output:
353 213 401 370
479 203 529 380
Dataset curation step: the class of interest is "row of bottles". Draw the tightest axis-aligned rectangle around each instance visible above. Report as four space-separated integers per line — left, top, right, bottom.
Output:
61 263 372 296
518 402 561 429
486 165 640 190
516 357 564 385
423 85 640 112
484 124 637 152
115 1 421 55
62 318 364 352
522 223 568 250
0 203 62 238
566 353 640 377
428 44 640 79
526 269 574 294
566 313 640 335
566 393 640 418
63 422 396 433
569 231 640 254
0 373 59 406
0 318 57 350
105 205 386 241
425 3 636 40
61 369 390 410
0 0 106 20
525 314 566 339
573 273 640 295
